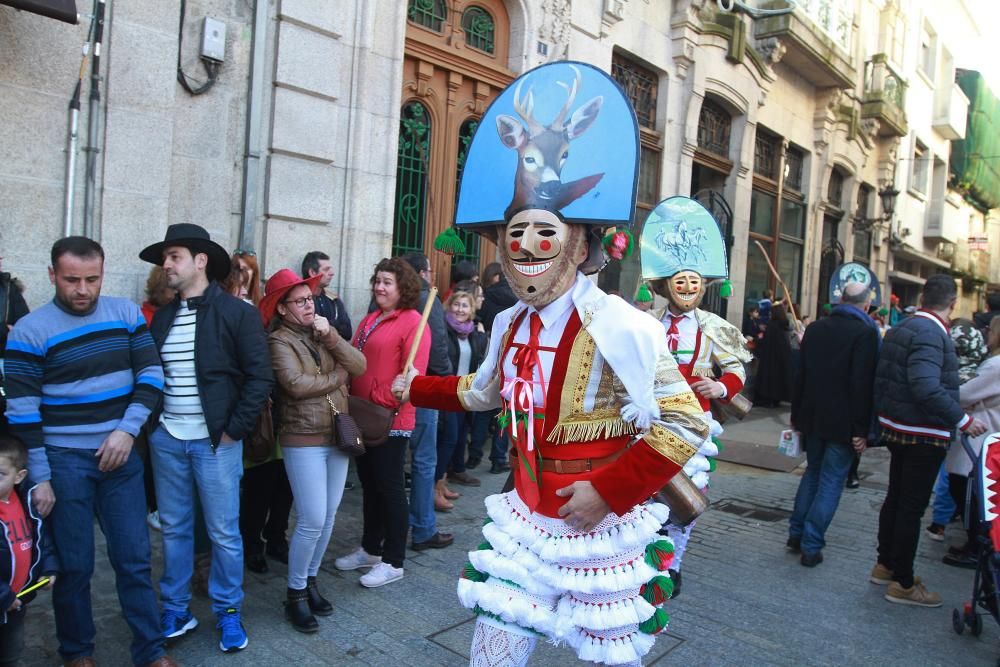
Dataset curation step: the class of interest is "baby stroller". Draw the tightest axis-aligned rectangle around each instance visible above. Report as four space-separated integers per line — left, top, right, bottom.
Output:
951 432 1000 655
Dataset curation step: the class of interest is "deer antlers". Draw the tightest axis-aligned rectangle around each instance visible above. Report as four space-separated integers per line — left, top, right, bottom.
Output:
512 65 582 133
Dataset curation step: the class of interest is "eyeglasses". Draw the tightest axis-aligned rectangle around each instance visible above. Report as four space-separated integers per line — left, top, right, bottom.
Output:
282 295 314 308
234 249 256 257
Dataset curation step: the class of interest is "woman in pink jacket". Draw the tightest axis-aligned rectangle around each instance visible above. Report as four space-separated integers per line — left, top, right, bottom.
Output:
334 258 430 588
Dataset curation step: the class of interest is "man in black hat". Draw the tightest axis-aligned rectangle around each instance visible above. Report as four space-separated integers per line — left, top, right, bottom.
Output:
140 224 273 653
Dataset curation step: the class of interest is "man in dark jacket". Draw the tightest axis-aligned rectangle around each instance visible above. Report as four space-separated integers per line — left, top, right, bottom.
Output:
870 274 987 608
788 282 878 567
479 273 517 335
400 253 455 551
973 291 1000 336
140 224 273 652
302 251 353 340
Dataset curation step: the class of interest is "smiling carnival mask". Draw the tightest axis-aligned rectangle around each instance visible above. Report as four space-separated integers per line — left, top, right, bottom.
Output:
499 208 588 307
663 270 705 313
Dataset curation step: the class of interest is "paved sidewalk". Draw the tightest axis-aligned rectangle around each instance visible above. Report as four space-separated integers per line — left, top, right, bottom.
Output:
20 408 1000 665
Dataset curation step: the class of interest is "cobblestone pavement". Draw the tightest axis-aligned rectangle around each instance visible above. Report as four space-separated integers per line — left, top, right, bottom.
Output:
20 407 1000 665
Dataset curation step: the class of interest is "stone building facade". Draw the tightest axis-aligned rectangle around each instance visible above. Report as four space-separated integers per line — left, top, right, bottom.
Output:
1 0 996 327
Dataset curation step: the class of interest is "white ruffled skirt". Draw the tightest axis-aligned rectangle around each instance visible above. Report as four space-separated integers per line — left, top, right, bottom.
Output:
457 490 676 665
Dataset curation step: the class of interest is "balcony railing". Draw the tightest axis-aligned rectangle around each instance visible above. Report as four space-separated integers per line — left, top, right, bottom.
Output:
862 54 908 138
796 0 853 53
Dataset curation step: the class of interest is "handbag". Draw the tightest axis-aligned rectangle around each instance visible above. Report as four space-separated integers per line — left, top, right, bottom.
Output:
325 394 365 457
246 398 276 464
347 395 396 447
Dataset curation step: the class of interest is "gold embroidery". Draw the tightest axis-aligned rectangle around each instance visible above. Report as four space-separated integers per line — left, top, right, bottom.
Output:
643 423 699 466
456 373 476 411
561 329 597 419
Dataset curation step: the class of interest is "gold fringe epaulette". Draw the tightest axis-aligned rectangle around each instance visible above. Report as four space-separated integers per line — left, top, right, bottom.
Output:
547 416 640 445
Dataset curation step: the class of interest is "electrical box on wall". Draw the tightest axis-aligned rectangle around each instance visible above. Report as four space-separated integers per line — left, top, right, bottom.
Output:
201 17 226 62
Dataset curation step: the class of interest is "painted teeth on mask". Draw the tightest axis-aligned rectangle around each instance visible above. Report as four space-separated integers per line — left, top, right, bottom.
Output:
515 261 552 276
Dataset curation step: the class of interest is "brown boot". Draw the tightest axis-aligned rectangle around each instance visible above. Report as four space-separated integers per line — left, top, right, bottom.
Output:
145 656 180 667
64 659 97 667
440 476 460 500
434 480 454 511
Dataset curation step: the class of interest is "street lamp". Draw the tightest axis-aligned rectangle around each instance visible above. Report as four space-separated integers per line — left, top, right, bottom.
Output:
852 184 900 232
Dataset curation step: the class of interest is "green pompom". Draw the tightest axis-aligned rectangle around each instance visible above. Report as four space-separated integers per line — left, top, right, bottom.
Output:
602 229 635 261
708 457 717 473
638 607 670 634
433 227 467 256
635 282 654 303
640 575 674 605
719 279 733 298
477 540 493 551
462 563 489 582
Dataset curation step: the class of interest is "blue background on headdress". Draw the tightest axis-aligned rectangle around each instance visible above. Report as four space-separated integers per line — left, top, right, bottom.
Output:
640 196 728 279
455 61 638 228
828 262 882 305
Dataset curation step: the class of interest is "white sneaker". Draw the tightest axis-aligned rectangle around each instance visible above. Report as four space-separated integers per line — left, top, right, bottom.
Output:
147 510 162 532
359 562 404 588
334 547 381 571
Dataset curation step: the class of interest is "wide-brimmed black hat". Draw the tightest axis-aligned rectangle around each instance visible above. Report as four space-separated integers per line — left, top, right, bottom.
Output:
139 223 231 282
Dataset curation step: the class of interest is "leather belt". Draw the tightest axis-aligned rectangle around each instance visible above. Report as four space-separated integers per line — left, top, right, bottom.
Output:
510 448 624 474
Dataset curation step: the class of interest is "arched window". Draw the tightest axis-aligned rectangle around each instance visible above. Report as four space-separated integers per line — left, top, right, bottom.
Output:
407 0 447 33
393 102 432 257
462 6 495 54
453 118 481 265
697 98 732 158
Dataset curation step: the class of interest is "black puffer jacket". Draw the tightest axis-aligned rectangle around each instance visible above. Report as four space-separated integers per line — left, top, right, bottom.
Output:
150 282 274 446
873 311 964 437
445 326 488 377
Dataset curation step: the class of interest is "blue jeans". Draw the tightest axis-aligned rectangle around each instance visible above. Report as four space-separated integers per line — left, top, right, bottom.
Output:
437 411 471 479
409 407 439 543
46 446 164 665
931 462 955 525
282 446 350 589
788 435 855 554
150 427 244 616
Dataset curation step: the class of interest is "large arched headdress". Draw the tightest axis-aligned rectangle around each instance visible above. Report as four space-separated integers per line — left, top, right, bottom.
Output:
640 196 729 281
454 61 639 272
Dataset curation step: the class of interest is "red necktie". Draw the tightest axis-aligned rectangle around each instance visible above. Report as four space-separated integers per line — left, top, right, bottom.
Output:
666 314 684 353
511 313 543 511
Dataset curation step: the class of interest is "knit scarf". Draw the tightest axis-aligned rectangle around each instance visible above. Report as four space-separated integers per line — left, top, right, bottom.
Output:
446 311 475 338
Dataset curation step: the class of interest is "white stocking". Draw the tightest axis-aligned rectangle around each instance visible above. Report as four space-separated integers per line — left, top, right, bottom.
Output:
666 519 696 571
469 618 537 667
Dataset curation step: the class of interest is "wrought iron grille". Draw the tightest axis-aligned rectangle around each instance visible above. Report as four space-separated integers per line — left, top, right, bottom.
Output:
696 98 732 157
784 147 804 191
693 189 734 319
462 6 495 54
611 54 658 129
393 102 431 258
407 0 447 32
754 131 778 180
454 118 481 266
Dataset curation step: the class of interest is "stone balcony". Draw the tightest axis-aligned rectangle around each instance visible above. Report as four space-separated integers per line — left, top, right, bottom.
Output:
861 54 908 138
754 0 857 89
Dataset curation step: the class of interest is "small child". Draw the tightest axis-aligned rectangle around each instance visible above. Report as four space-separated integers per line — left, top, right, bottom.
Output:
0 434 58 666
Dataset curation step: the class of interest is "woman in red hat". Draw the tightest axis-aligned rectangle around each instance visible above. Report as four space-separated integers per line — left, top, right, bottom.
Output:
260 269 366 632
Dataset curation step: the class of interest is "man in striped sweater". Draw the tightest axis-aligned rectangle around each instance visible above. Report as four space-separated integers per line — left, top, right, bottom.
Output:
4 237 174 667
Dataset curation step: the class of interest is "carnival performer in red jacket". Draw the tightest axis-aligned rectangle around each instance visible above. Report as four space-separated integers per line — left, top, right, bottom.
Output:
393 62 708 666
640 196 753 596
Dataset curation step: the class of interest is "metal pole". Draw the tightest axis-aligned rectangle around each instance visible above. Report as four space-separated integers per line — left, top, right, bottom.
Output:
63 83 81 237
82 0 106 239
238 0 269 253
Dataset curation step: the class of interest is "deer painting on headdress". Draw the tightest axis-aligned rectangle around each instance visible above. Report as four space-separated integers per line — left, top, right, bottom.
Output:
496 65 605 218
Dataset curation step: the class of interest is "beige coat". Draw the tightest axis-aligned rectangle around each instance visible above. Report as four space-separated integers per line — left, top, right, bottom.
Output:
946 355 1000 476
269 322 366 445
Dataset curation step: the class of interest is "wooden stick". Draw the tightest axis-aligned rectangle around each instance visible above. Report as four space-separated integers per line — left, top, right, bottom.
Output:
404 286 437 373
752 240 801 329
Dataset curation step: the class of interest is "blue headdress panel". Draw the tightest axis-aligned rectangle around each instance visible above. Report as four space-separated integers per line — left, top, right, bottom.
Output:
828 262 882 305
454 61 639 229
640 196 728 280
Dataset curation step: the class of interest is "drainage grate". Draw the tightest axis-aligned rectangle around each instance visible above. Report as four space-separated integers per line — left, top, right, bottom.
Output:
710 498 791 523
